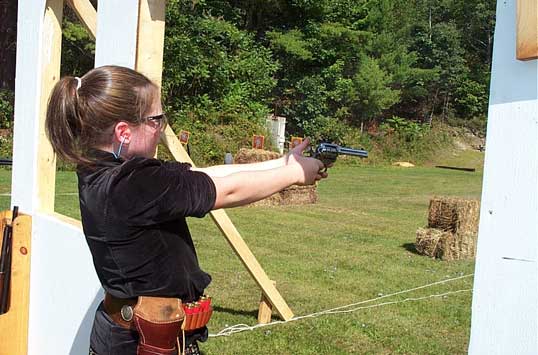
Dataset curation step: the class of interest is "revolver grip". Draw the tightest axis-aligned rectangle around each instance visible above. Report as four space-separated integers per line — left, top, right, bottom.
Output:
321 156 336 167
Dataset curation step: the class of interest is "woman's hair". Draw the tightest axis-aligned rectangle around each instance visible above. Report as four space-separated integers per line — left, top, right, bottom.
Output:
45 65 158 165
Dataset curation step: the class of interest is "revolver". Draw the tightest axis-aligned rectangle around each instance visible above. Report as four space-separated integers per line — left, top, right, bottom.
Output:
310 143 368 170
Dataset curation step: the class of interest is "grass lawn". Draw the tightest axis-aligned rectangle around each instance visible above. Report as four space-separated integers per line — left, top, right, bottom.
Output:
0 156 483 354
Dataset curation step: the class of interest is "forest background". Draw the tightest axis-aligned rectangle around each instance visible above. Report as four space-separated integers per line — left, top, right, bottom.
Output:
0 0 496 166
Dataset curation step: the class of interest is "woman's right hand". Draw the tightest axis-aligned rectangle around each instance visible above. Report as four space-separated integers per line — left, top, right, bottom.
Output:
285 138 327 185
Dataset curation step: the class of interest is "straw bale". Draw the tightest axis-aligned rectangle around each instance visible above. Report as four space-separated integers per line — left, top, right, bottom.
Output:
436 232 477 261
250 185 318 207
415 227 477 261
415 228 449 257
428 197 480 234
234 148 280 164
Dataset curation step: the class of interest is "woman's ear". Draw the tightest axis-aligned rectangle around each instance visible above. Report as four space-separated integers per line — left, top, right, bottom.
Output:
113 122 132 144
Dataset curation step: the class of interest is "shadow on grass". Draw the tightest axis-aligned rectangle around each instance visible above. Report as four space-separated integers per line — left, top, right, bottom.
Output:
402 242 421 255
213 305 259 318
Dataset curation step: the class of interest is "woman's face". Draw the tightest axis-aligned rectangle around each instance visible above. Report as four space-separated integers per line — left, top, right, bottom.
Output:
126 97 164 158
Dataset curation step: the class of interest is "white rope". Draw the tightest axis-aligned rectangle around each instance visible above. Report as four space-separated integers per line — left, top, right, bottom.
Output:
209 273 473 338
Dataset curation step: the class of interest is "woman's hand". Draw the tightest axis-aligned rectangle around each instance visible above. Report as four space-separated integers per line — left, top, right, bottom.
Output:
285 138 328 185
209 137 330 209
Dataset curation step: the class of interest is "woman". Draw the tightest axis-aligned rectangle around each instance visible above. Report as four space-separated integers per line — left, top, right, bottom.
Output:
45 65 327 355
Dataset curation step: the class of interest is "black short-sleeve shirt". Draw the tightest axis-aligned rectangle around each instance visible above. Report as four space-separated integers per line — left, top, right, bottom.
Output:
77 150 217 301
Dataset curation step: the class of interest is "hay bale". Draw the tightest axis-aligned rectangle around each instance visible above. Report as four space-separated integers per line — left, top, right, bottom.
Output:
234 148 280 164
415 228 449 257
415 227 477 261
250 185 318 207
428 197 480 234
416 197 479 261
436 232 477 261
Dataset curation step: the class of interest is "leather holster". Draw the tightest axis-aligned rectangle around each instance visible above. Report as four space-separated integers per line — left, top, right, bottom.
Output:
133 296 185 355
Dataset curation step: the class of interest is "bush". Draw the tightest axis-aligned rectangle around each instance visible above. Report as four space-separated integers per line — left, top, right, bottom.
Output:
0 135 13 160
0 90 14 130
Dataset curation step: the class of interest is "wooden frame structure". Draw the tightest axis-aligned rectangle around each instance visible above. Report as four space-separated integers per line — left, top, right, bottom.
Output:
1 1 292 353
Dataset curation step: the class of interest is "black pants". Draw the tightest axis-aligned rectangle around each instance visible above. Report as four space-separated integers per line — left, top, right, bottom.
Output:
89 302 207 355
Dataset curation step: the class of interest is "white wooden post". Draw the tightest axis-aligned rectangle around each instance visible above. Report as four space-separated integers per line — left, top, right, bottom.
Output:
469 0 538 353
94 0 140 68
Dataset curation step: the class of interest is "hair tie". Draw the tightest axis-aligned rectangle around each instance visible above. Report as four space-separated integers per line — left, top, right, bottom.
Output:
75 77 82 91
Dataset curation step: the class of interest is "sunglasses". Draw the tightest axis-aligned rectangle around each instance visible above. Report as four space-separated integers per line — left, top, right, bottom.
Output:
144 113 168 131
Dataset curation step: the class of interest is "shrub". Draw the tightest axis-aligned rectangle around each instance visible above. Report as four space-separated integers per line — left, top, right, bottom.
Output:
0 90 14 130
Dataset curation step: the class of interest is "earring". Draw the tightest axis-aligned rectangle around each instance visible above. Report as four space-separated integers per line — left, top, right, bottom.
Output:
113 136 126 159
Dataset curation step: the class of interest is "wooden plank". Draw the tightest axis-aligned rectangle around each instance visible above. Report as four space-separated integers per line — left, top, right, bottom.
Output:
135 0 167 87
36 0 64 213
258 280 275 324
94 0 139 68
135 0 166 158
161 128 295 321
66 0 97 40
0 213 32 355
434 165 476 172
516 0 538 60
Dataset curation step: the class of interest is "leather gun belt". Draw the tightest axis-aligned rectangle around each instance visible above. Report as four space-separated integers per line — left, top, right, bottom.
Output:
103 293 138 330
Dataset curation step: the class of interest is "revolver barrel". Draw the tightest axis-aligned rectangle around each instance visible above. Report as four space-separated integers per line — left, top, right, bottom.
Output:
337 146 368 158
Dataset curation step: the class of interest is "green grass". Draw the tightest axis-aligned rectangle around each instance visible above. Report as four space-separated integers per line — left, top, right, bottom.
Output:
0 158 483 354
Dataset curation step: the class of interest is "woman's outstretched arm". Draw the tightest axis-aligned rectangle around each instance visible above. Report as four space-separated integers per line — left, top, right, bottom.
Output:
195 139 313 178
209 144 326 209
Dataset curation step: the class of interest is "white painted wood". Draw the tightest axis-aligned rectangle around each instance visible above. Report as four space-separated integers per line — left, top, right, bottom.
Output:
94 0 140 68
11 0 47 213
26 213 101 355
469 0 538 353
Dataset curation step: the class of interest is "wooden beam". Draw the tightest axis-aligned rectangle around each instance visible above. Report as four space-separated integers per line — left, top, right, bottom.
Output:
258 280 276 324
516 0 538 60
66 0 97 40
0 212 32 355
36 0 64 213
161 128 295 321
135 0 167 87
